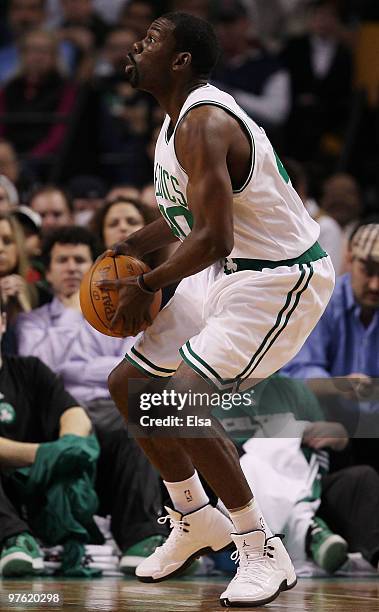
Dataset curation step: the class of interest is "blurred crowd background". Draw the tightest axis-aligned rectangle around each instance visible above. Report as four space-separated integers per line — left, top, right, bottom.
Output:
0 0 378 245
1 0 379 581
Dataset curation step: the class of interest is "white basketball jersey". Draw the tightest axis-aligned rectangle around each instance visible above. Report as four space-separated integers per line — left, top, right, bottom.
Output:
154 84 320 260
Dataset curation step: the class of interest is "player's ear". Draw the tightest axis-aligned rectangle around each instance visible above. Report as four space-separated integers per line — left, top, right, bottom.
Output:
173 52 192 71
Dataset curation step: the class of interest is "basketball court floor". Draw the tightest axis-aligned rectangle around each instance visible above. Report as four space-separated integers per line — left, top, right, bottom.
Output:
1 576 378 611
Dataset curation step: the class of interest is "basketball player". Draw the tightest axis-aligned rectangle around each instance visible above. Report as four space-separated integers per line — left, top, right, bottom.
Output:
98 13 335 607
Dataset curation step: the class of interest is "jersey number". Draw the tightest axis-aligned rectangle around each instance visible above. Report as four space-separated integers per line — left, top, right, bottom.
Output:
159 204 193 239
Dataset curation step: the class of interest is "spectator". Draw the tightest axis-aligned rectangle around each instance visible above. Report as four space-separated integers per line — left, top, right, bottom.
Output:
285 159 344 274
0 175 19 214
213 375 379 573
94 26 136 77
90 196 149 250
0 319 94 576
15 225 125 411
67 174 107 226
119 0 156 40
90 196 170 285
283 218 379 468
320 173 363 272
56 0 110 79
16 226 167 573
13 205 42 259
93 25 157 186
0 142 19 192
0 0 48 84
105 184 140 202
283 0 353 161
0 29 79 179
320 172 363 232
0 139 37 203
46 0 127 27
0 213 37 328
1 305 166 576
92 0 129 24
29 185 73 235
171 0 211 20
212 2 290 137
28 185 74 305
240 0 307 50
59 0 109 49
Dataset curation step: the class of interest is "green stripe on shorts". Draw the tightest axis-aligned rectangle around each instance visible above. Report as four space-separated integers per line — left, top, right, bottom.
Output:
131 346 176 375
241 263 313 380
179 346 236 391
124 353 167 379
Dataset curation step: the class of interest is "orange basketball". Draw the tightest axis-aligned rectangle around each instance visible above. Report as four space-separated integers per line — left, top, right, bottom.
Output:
80 255 162 338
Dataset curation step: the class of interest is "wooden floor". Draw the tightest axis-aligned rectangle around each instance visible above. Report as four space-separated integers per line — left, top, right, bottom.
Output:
1 577 379 611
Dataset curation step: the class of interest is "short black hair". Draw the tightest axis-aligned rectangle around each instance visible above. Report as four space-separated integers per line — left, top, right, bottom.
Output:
42 226 101 268
162 12 220 79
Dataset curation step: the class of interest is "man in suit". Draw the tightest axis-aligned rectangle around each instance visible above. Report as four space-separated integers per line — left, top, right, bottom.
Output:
283 0 352 161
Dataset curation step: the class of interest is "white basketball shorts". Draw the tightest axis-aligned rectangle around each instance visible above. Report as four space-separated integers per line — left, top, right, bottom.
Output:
125 250 335 390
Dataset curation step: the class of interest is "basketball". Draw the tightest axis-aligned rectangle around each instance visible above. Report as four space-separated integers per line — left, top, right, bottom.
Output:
80 255 162 338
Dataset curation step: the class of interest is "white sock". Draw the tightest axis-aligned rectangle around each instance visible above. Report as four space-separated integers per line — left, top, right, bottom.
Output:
228 498 273 537
164 471 210 514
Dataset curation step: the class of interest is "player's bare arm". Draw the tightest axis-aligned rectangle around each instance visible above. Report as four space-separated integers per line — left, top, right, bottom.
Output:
98 106 240 332
141 106 238 290
104 215 178 259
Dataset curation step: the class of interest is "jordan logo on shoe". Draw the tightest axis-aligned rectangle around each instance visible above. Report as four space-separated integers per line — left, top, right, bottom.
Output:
184 489 193 502
242 539 249 548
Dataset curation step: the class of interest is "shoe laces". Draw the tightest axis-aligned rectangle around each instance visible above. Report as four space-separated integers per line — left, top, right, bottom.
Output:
154 513 190 555
230 542 275 583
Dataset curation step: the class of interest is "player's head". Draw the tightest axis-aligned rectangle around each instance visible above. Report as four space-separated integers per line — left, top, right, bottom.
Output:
126 12 220 93
348 217 379 311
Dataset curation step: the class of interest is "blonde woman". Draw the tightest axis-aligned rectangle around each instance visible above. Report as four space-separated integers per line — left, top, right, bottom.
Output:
0 213 37 324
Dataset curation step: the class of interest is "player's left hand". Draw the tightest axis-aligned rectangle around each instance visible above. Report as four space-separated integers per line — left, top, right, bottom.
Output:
95 276 154 336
